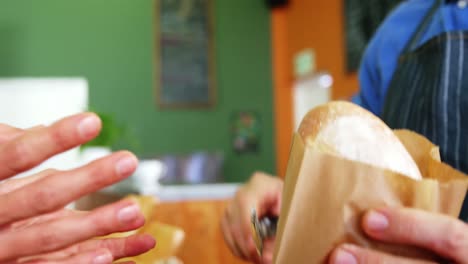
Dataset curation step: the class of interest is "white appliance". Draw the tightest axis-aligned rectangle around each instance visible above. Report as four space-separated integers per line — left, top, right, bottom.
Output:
292 49 332 130
0 78 89 178
293 71 332 130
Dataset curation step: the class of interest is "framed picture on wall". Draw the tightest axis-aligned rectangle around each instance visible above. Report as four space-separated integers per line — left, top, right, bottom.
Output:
230 111 261 154
155 0 217 109
343 0 402 73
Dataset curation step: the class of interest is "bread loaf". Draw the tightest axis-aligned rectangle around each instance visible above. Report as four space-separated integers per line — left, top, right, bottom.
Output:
298 101 422 180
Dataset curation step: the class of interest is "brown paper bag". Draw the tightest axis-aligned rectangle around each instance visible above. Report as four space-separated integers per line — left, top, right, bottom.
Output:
273 129 468 263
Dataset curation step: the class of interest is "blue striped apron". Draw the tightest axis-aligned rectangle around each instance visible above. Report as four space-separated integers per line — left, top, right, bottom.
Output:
381 0 468 221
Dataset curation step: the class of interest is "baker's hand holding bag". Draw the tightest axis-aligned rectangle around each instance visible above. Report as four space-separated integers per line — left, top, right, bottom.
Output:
330 207 468 264
314 102 468 264
224 186 468 264
223 101 468 264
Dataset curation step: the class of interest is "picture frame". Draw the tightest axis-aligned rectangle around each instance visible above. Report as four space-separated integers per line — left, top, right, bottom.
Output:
154 0 217 109
230 111 261 154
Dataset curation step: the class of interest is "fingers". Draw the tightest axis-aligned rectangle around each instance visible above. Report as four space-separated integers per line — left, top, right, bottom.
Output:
0 124 23 144
221 172 283 263
22 249 113 264
221 213 243 258
0 199 145 261
361 207 468 263
222 204 256 262
222 192 261 263
328 244 436 264
21 234 155 262
261 238 275 264
248 172 283 217
0 151 138 226
72 234 156 260
0 113 101 180
7 209 84 231
0 169 57 195
231 222 258 262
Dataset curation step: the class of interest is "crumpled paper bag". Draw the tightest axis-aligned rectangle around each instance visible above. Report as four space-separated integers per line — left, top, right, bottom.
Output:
273 130 468 263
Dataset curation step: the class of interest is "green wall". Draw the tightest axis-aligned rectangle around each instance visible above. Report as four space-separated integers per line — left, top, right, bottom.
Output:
0 0 276 182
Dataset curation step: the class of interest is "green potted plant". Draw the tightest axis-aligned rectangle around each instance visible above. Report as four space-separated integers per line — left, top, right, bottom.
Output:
80 111 140 164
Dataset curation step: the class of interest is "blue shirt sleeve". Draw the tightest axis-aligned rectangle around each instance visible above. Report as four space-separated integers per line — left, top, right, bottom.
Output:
351 37 382 115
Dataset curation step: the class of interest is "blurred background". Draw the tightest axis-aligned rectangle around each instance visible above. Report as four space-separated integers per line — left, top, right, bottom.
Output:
0 0 399 263
0 0 275 185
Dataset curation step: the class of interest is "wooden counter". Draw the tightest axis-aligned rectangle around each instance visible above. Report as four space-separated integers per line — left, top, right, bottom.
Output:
76 185 249 264
153 199 248 264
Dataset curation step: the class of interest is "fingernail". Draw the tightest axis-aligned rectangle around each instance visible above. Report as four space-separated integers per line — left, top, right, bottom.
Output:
366 210 389 231
333 248 357 264
115 155 137 177
117 204 140 224
78 115 100 139
93 251 112 264
365 211 388 231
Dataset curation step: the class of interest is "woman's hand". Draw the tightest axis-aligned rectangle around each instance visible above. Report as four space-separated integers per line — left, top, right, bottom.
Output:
329 207 468 264
221 172 283 264
0 113 155 264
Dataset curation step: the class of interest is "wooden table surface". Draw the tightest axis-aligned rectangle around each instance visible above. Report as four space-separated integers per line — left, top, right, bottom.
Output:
153 199 249 264
76 192 249 264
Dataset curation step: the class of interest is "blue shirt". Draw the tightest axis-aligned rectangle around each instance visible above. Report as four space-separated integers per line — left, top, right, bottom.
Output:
352 0 468 116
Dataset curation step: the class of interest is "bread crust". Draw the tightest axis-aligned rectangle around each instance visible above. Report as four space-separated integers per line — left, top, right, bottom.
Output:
298 101 422 180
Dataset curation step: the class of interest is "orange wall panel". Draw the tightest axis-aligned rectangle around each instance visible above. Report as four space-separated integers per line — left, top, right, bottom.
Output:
271 8 293 177
286 0 359 100
272 0 360 176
